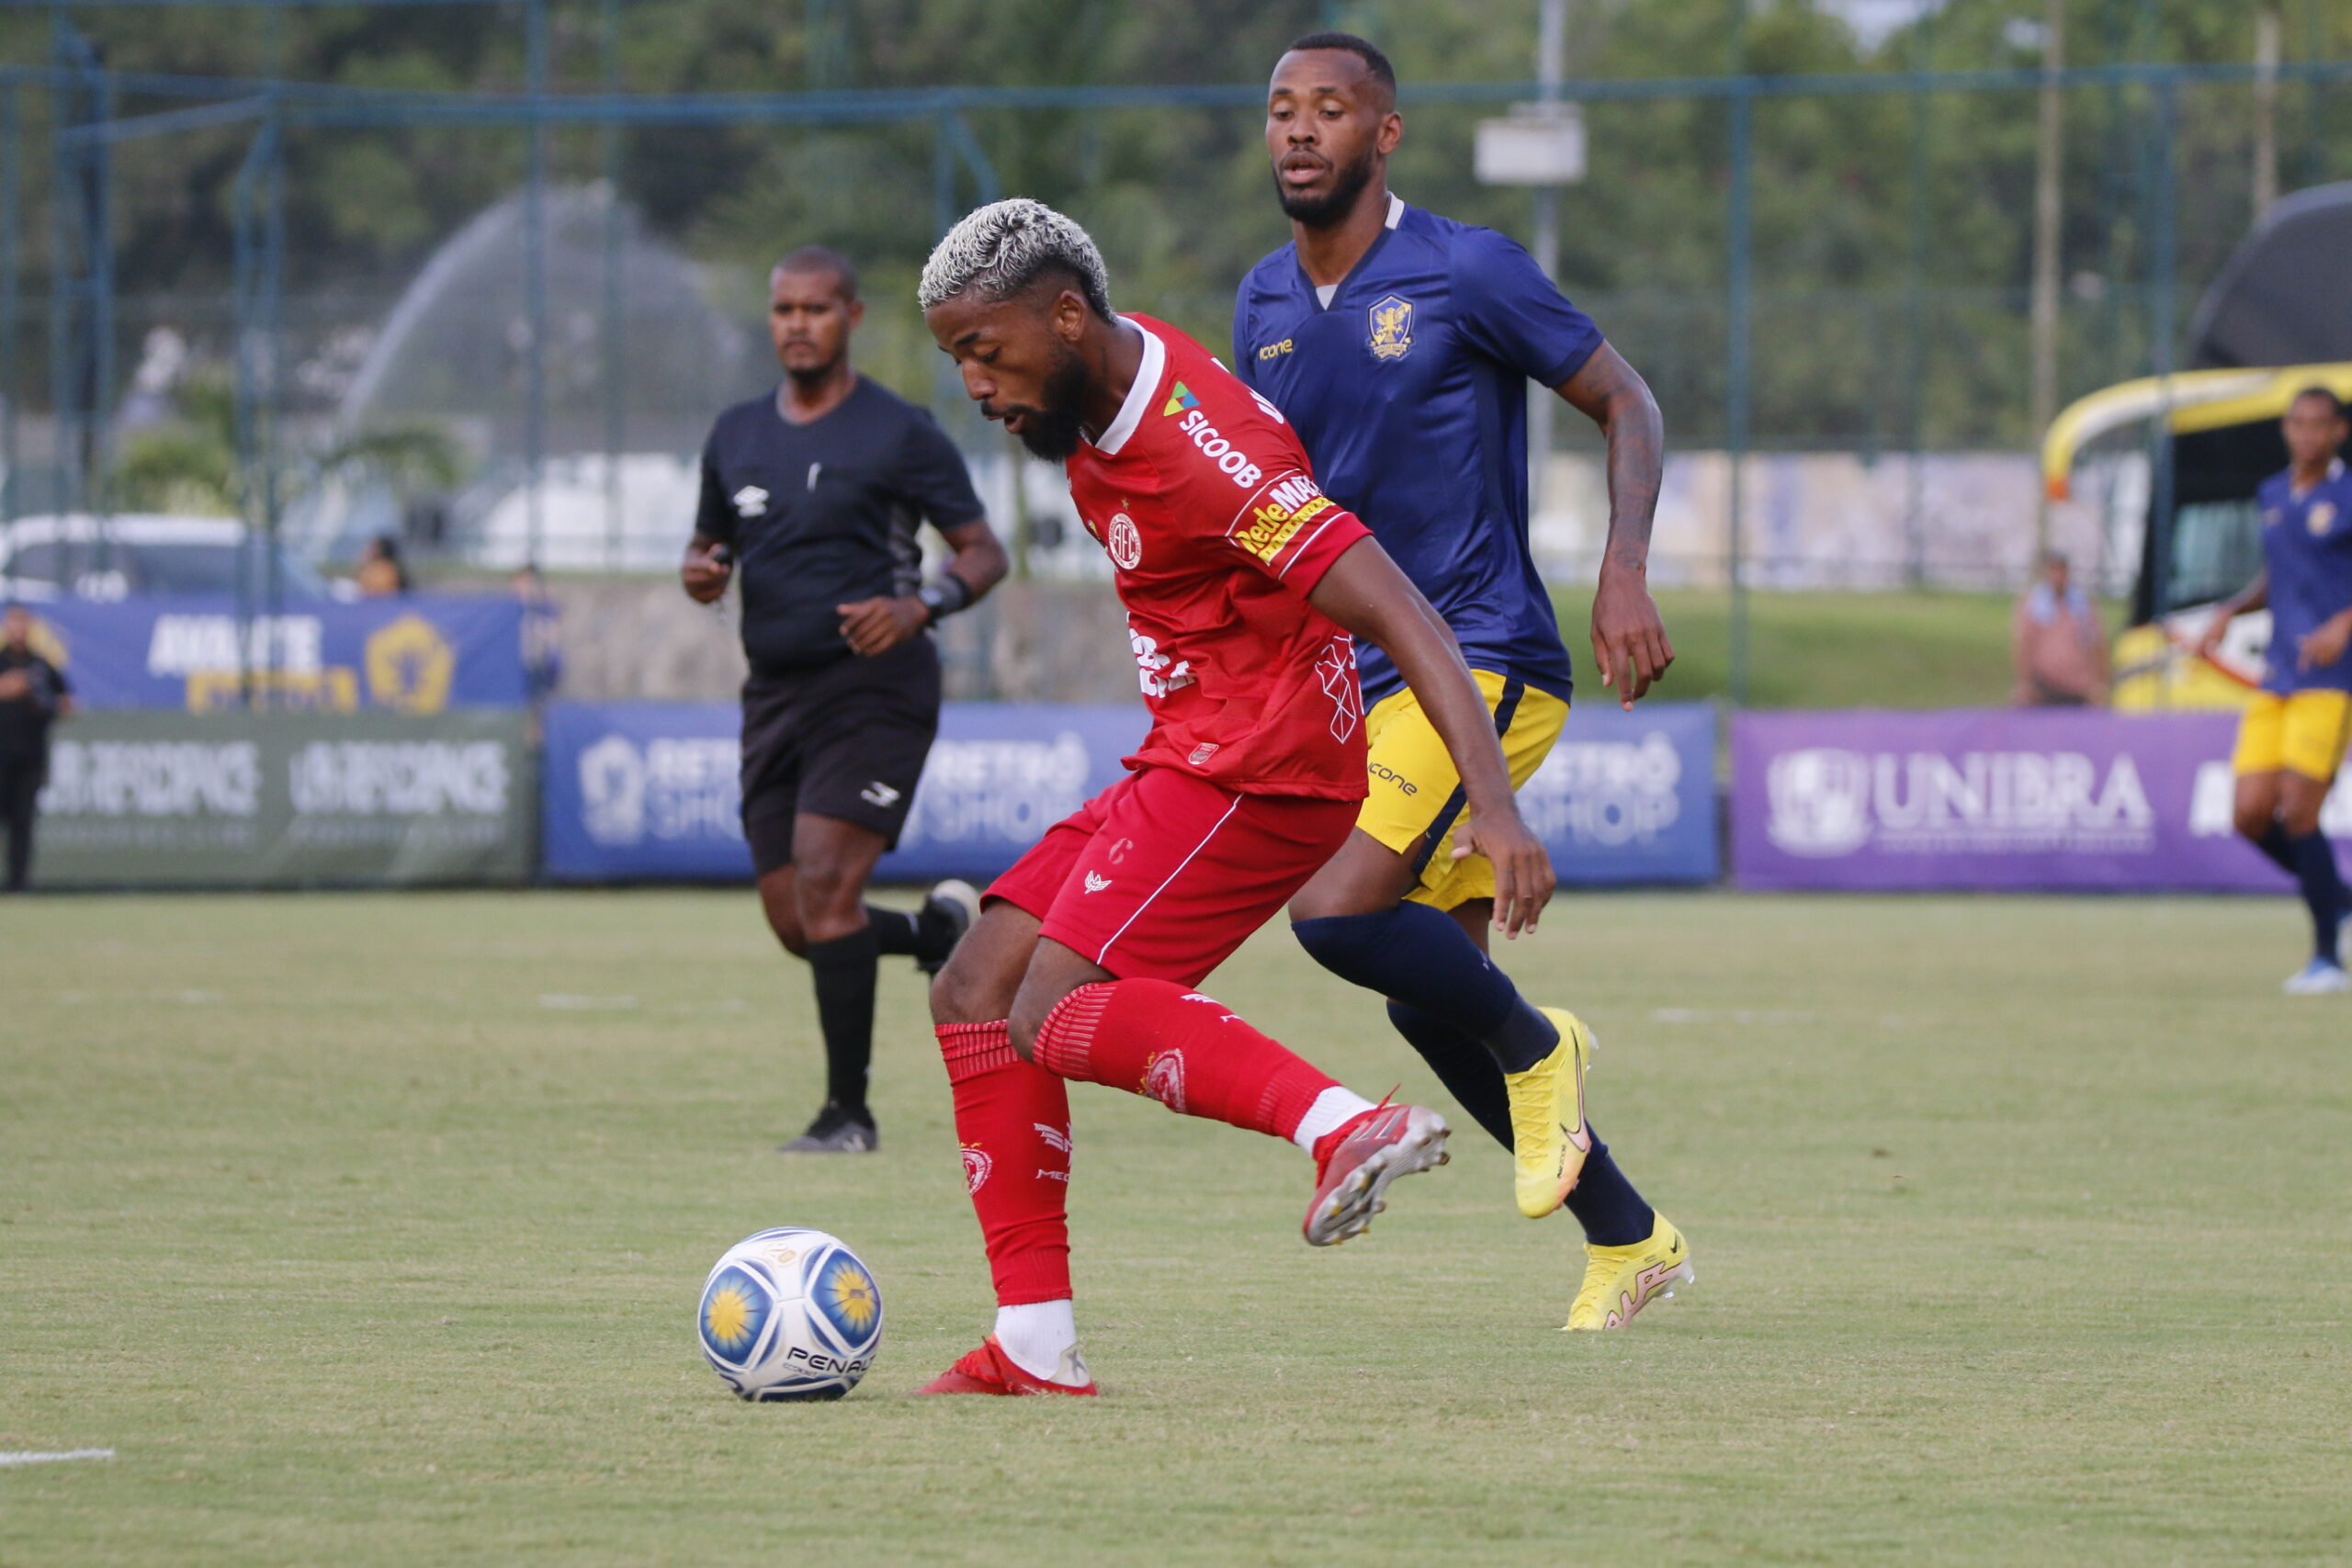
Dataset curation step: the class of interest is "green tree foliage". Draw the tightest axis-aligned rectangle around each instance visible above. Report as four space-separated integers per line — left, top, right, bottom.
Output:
4 0 2347 447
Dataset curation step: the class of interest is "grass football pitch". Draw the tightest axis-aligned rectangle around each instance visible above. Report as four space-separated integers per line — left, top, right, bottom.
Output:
5 889 2349 1566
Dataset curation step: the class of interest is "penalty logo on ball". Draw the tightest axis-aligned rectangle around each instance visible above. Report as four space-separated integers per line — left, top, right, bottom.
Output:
696 1227 884 1402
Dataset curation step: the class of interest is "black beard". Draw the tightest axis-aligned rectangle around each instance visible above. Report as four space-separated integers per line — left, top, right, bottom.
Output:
1273 146 1377 228
1011 344 1091 462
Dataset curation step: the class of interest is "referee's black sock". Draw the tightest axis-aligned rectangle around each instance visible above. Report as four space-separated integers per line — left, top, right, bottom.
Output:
806 927 881 1116
864 905 922 956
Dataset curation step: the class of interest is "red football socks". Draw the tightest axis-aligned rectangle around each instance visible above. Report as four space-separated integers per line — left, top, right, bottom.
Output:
936 1021 1073 1307
1029 978 1338 1144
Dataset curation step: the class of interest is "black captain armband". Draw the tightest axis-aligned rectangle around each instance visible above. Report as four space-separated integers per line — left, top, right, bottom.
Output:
917 574 975 625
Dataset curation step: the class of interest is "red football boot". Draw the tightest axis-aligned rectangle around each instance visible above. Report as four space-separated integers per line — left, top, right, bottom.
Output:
916 1335 1098 1397
1303 1100 1452 1247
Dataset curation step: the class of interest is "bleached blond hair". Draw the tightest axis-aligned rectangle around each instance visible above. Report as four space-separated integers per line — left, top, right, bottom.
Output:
917 197 1113 319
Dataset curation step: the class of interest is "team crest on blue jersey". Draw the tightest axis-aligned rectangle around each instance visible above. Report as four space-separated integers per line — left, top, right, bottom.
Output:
1367 296 1414 362
2311 501 2338 536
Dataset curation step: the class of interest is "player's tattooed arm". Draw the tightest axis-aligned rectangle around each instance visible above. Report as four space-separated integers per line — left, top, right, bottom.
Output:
1558 343 1675 710
1309 537 1556 936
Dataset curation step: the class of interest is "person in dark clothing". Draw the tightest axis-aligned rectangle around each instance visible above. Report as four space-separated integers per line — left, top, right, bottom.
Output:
683 245 1009 1152
0 604 74 892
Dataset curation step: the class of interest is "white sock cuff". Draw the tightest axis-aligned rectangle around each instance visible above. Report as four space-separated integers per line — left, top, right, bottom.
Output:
993 1299 1080 1382
1291 1085 1378 1154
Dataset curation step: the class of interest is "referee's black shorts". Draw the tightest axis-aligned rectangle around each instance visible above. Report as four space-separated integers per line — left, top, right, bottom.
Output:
739 637 941 876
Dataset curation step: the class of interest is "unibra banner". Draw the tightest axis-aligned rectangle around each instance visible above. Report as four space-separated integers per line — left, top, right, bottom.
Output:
1731 708 2310 892
35 709 533 886
543 698 1717 887
541 702 1148 884
18 594 528 712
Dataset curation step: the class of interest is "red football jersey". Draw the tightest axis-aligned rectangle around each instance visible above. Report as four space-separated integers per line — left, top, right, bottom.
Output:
1064 316 1373 798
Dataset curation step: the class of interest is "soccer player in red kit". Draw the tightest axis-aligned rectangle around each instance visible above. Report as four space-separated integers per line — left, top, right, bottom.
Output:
913 197 1555 1394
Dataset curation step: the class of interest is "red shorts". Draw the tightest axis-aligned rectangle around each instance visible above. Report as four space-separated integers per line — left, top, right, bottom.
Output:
986 767 1360 988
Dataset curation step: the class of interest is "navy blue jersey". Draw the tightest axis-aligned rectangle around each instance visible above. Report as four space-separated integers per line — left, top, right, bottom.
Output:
1235 197 1601 704
2259 458 2352 694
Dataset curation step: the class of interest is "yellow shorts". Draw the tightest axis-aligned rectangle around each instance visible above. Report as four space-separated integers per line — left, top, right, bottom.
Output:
2232 689 2352 782
1357 669 1571 910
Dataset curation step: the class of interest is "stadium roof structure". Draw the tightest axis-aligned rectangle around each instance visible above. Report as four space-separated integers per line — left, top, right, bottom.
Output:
2188 182 2352 371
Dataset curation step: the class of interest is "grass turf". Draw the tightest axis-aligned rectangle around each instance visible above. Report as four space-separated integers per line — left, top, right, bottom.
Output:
3 889 2348 1566
1546 588 2132 710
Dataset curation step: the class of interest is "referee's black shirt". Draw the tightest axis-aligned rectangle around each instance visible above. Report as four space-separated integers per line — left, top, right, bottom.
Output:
695 378 985 673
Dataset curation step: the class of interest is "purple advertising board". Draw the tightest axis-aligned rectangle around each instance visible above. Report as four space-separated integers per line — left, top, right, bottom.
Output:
1731 708 2315 893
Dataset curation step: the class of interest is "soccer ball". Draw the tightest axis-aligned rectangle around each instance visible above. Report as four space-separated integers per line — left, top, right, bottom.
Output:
696 1227 884 1402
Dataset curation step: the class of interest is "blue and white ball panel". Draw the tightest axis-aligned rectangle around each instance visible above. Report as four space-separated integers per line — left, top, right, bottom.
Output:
696 1228 882 1401
807 1245 884 1359
697 1265 775 1369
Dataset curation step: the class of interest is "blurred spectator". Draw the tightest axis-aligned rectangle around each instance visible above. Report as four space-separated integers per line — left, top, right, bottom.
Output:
513 564 563 703
2012 550 2108 706
355 535 411 597
0 604 74 891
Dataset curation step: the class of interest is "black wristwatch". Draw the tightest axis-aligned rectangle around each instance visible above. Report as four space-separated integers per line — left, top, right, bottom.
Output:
917 575 973 626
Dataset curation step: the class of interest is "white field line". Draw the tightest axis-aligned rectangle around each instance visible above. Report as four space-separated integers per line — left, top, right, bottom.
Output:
0 1449 115 1469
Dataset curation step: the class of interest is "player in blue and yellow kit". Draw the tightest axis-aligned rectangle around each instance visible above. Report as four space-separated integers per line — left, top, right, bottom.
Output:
2198 387 2352 993
1239 33 1687 1329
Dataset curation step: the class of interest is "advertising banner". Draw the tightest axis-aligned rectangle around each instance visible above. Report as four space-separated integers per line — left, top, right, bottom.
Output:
542 702 1147 885
34 710 534 887
20 595 528 712
1731 708 2312 892
543 698 1718 887
1522 700 1718 886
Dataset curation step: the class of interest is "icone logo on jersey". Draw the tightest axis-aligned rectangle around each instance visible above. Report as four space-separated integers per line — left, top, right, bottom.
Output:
1255 338 1294 362
1233 475 1332 565
1174 408 1266 491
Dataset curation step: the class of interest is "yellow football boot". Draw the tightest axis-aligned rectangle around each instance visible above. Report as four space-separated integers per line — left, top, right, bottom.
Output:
1565 1214 1693 1331
1503 1007 1594 1219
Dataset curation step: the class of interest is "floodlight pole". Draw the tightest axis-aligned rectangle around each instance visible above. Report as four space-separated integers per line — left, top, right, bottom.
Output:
1724 0 1751 707
1901 7 1933 589
2253 4 2280 218
524 0 548 573
602 0 625 571
1 85 17 525
2029 0 2065 559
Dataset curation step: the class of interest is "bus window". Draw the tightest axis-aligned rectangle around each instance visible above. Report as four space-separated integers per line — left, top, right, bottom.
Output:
2165 497 2265 615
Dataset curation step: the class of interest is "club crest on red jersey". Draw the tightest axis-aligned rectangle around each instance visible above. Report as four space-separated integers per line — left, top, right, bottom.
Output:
1108 512 1143 570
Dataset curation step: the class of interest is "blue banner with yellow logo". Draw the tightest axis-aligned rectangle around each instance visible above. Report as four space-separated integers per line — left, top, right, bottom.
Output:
17 595 528 712
542 700 1147 885
541 698 1717 887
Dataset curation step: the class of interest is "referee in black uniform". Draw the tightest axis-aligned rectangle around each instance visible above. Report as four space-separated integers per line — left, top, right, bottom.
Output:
684 246 1008 1152
1 604 73 892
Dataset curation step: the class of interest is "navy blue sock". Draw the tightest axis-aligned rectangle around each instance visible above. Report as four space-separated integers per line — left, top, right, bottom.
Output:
1295 908 1557 1072
1385 1001 1513 1148
1386 1002 1653 1247
2255 822 2299 876
1563 1141 1656 1248
2284 829 2348 962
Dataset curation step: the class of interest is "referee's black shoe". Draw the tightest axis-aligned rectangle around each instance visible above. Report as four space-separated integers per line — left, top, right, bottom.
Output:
914 879 983 977
779 1102 879 1154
